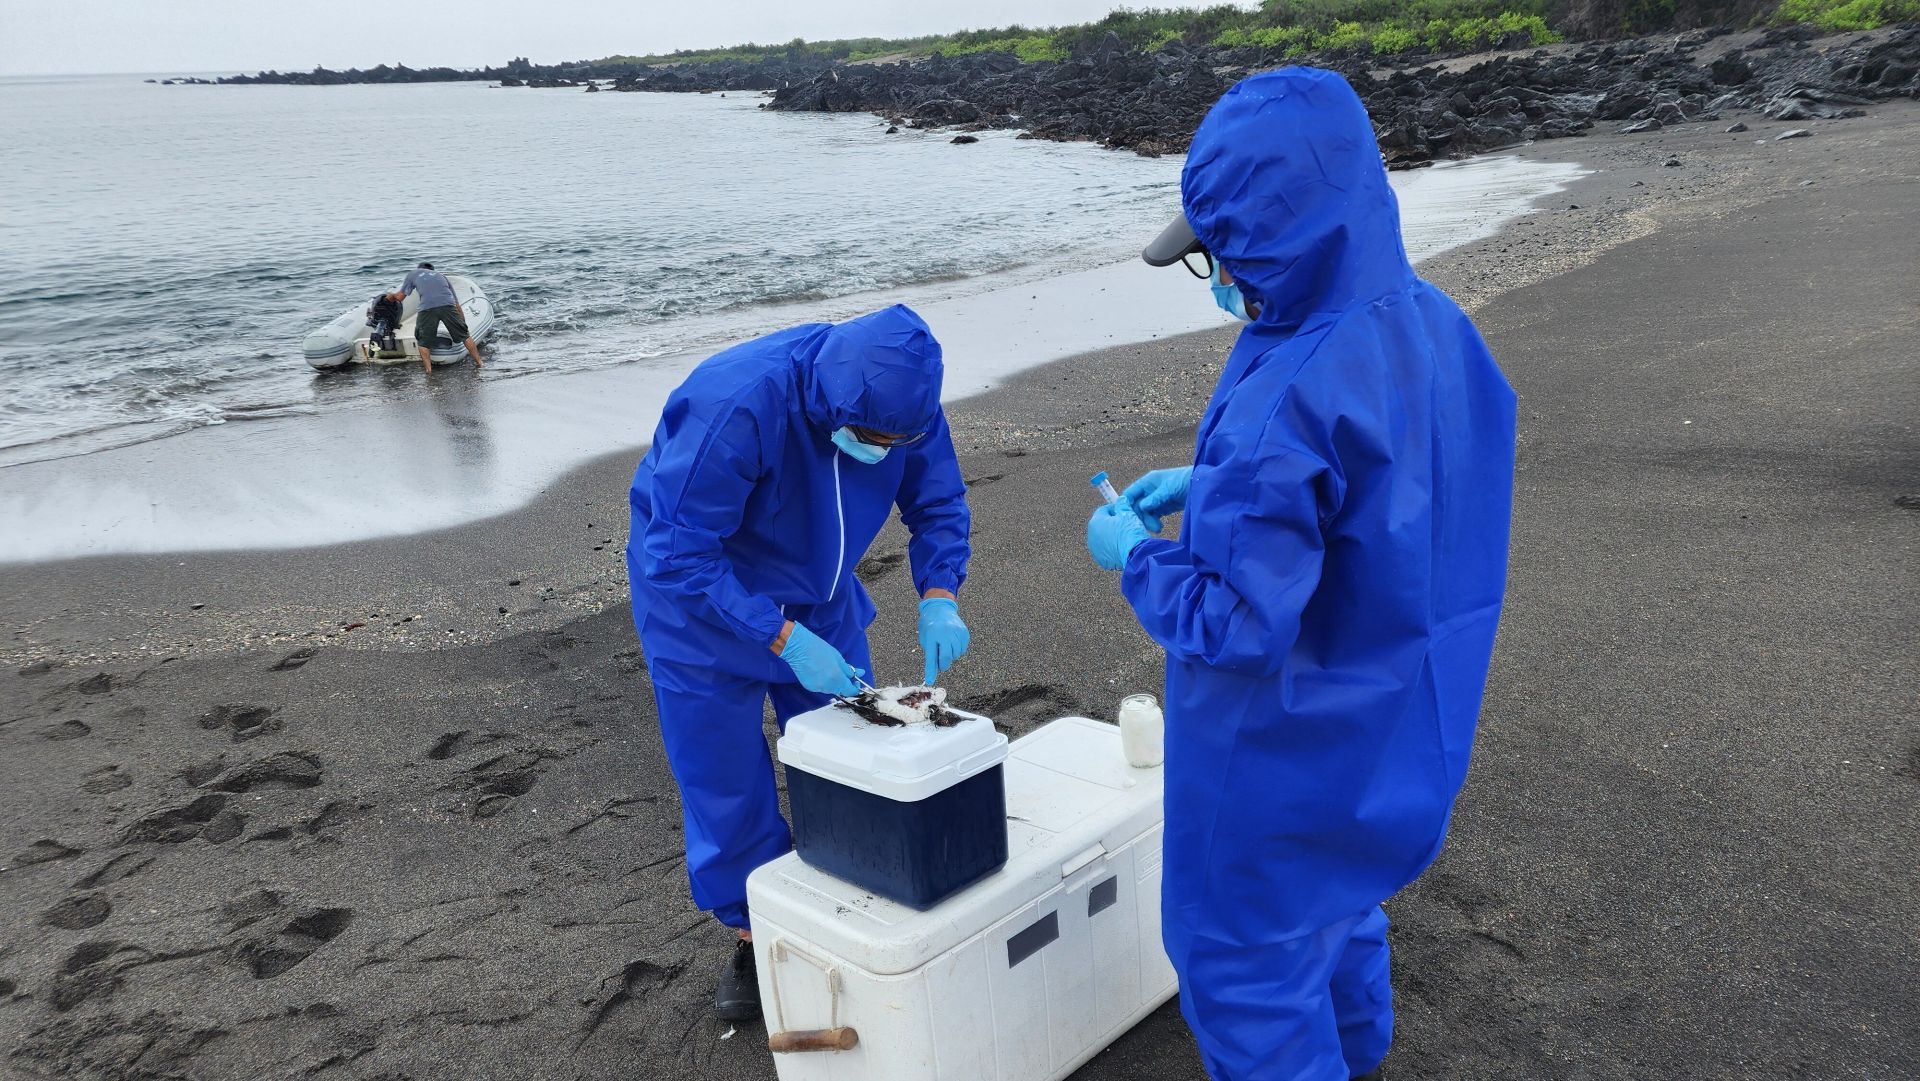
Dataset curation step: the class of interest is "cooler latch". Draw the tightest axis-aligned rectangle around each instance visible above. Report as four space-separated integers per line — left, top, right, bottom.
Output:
1060 843 1107 879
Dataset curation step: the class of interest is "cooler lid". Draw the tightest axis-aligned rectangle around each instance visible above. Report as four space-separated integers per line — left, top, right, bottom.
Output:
777 703 1008 803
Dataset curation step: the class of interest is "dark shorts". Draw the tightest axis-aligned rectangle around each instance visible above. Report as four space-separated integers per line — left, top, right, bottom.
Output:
416 304 469 345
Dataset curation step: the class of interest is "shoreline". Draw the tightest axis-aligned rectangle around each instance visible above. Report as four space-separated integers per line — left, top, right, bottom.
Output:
1 100 1902 666
2 101 1914 1081
15 23 1909 491
0 150 1579 565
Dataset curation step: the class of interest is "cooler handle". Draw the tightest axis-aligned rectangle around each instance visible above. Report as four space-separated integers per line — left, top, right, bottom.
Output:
766 939 859 1054
953 741 1007 778
770 1028 860 1053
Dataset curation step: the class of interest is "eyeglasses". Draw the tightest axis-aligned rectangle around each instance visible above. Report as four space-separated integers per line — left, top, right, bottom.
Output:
1181 250 1215 280
848 425 926 448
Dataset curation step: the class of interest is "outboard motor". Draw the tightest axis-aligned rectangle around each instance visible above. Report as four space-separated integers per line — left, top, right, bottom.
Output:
366 294 403 353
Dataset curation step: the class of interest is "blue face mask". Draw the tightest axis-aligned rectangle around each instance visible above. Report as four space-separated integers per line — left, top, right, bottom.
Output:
1209 262 1253 322
831 426 890 464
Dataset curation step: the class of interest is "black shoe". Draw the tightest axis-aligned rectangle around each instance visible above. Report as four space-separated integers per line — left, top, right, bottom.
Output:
714 938 761 1021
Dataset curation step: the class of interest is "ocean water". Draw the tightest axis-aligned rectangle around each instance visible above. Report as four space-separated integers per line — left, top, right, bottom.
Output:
0 75 1198 465
0 73 1586 561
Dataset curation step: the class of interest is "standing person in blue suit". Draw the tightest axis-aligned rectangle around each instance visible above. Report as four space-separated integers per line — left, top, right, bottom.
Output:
1084 68 1518 1080
626 304 973 1021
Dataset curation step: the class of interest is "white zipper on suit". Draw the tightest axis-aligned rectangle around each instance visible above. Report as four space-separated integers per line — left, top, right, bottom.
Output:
827 452 846 602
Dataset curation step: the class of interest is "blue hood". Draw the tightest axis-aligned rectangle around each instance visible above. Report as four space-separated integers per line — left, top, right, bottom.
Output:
1181 67 1414 332
798 304 944 436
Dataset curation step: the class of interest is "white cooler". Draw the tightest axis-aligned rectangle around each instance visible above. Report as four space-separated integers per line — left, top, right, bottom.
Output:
747 715 1177 1080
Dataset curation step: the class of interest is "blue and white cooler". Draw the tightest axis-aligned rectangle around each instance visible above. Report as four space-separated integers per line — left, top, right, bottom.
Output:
750 713 1176 1080
776 704 1011 909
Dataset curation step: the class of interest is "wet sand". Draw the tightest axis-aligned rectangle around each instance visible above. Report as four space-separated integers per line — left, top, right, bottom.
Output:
3 103 1916 1079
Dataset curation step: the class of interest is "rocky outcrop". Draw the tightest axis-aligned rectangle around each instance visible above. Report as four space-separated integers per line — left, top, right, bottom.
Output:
209 27 1919 163
765 38 1228 157
606 58 824 92
757 26 1920 162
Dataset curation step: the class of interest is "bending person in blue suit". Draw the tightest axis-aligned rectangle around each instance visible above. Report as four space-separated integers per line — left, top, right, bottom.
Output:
626 304 973 1021
1085 68 1517 1080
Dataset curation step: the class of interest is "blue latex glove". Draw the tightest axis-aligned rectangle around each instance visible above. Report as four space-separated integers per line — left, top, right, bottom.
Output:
1122 466 1194 533
1087 502 1152 571
778 622 864 697
917 596 970 685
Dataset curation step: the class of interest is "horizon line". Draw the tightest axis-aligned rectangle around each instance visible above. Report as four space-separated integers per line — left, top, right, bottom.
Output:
0 57 614 79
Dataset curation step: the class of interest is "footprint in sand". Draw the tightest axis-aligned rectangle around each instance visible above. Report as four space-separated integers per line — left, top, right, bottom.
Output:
235 802 371 847
222 888 284 929
39 719 91 741
269 646 321 671
302 800 371 838
115 753 325 847
201 752 323 793
227 906 355 980
74 673 114 695
518 629 582 674
40 940 222 1012
122 794 234 844
855 549 906 583
47 941 128 1011
201 810 247 843
177 757 228 787
956 682 1081 726
74 852 153 889
444 750 546 819
578 958 684 1046
40 892 112 930
425 730 509 761
12 839 83 867
198 704 281 743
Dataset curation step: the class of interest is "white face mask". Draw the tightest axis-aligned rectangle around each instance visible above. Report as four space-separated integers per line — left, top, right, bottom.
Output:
830 426 889 464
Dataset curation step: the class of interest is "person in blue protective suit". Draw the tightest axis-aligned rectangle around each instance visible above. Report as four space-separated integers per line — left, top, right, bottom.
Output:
1085 68 1517 1080
626 303 973 1021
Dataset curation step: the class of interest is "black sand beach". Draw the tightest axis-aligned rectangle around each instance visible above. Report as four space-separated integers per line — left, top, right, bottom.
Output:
3 103 1916 1079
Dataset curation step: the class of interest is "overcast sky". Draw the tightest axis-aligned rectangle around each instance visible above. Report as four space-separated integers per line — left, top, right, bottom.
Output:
0 0 1245 77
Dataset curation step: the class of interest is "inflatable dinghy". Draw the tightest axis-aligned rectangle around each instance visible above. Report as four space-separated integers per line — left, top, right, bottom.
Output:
303 274 496 370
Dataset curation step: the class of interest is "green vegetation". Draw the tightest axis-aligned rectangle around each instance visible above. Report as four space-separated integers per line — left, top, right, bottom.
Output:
1771 0 1919 28
1167 5 1561 59
944 35 1072 62
615 0 1912 68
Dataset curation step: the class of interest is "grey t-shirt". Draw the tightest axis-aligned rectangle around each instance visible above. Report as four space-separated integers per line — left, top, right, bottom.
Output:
400 268 458 310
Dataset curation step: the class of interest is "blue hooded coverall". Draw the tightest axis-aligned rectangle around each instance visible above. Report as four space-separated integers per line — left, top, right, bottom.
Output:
1119 69 1517 1079
626 304 971 929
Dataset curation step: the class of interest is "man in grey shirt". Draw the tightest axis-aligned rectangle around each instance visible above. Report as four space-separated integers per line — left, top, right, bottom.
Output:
389 262 483 372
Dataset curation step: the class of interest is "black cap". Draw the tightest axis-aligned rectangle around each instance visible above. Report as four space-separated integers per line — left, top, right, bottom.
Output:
1142 213 1202 267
